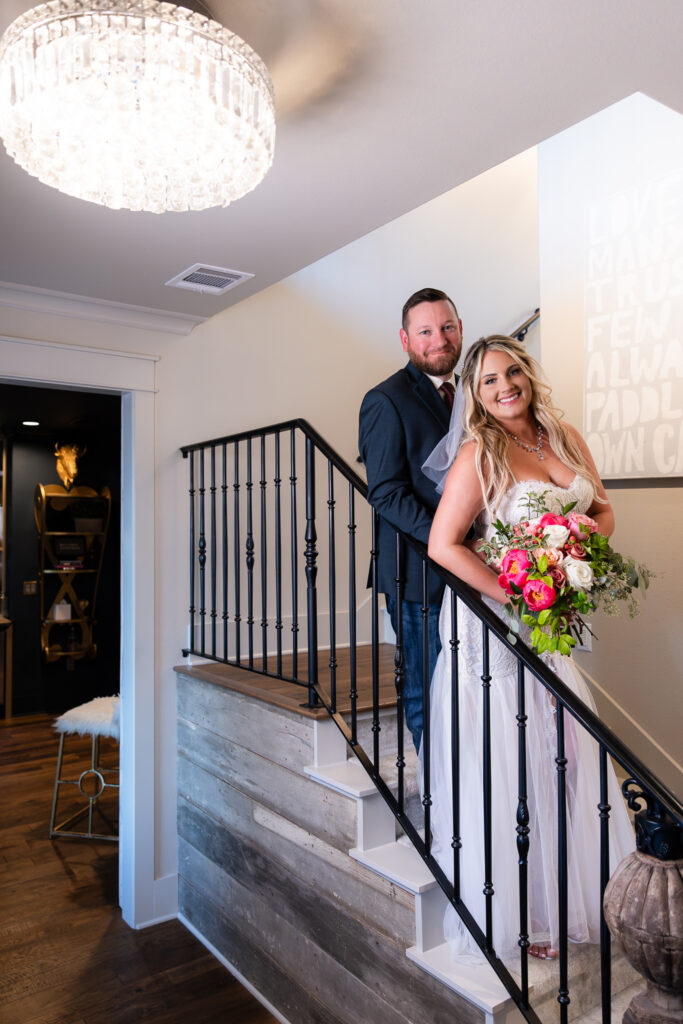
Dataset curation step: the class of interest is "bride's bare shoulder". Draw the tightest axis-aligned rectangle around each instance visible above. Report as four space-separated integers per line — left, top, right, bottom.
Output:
452 440 478 473
442 440 481 497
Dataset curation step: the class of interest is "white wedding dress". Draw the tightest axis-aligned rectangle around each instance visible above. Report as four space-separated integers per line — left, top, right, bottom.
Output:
425 474 634 960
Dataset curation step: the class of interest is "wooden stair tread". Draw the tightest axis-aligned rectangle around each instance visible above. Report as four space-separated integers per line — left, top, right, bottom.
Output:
176 643 399 719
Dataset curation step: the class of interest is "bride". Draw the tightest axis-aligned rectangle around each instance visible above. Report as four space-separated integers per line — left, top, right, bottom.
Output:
424 334 634 961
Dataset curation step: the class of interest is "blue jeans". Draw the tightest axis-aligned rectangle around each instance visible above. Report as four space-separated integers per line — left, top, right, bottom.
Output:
385 595 441 752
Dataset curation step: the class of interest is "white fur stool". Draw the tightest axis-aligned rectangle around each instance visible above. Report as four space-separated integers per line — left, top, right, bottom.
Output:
49 695 120 841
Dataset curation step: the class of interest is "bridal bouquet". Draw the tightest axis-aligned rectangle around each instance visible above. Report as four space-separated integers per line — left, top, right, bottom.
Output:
477 492 652 657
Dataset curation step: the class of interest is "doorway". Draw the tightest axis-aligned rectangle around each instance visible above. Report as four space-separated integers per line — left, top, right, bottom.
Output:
0 381 121 717
0 332 159 928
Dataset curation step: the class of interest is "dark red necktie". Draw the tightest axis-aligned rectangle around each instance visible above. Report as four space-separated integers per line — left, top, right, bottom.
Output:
440 381 455 412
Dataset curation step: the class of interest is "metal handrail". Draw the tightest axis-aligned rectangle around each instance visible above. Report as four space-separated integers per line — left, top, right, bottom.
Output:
182 417 681 824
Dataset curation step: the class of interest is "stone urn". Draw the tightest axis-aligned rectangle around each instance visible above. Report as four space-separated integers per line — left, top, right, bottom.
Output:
603 784 682 1024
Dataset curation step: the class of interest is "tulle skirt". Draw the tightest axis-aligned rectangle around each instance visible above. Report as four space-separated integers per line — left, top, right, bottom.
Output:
424 591 634 960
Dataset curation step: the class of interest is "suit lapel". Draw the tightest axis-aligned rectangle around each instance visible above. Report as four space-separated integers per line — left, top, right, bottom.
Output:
405 362 451 430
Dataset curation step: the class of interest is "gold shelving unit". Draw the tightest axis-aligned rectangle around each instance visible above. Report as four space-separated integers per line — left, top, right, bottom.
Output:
34 484 111 663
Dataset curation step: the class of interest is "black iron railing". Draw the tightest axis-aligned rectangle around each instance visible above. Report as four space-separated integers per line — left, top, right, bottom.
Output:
180 410 681 1024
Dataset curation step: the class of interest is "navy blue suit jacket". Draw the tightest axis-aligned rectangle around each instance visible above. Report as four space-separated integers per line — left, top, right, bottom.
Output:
358 361 452 604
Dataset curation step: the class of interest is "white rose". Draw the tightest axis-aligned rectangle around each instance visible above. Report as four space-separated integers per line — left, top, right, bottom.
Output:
563 556 594 591
543 524 570 548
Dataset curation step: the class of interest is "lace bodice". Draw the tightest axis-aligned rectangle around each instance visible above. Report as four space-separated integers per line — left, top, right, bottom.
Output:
476 474 595 540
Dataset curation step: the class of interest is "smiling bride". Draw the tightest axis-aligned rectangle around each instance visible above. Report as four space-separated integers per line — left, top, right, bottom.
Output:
424 335 634 962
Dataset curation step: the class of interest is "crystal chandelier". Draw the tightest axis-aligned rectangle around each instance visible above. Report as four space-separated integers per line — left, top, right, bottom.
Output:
0 1 276 213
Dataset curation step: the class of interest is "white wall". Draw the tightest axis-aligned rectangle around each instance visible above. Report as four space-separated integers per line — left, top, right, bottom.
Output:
1 145 540 914
539 93 683 794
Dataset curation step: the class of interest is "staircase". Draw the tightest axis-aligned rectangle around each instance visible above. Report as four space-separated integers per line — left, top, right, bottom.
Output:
306 712 641 1024
177 660 485 1024
178 415 681 1024
176 660 641 1024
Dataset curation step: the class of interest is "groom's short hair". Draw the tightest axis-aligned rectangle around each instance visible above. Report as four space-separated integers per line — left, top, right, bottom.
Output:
402 288 459 330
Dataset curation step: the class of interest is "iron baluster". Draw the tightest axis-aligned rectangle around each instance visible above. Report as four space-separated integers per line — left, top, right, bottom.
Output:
556 703 570 1021
481 624 494 950
394 533 405 814
327 462 337 714
210 445 217 657
599 746 611 1024
449 589 461 900
188 450 195 653
233 440 241 663
221 443 228 660
422 561 432 856
246 437 254 668
290 428 299 679
304 436 319 708
348 483 358 746
370 508 380 770
260 434 268 673
516 660 530 1004
176 412 683 1024
274 432 283 677
198 447 206 654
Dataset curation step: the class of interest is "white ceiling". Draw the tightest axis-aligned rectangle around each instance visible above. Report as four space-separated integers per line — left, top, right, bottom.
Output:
1 0 683 325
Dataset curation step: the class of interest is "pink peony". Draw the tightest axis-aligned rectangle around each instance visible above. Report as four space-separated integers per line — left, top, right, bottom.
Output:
567 512 599 539
498 572 514 597
539 512 569 529
500 548 533 588
522 578 557 611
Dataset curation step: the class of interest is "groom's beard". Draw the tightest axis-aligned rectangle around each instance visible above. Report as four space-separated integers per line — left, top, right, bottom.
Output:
408 348 460 377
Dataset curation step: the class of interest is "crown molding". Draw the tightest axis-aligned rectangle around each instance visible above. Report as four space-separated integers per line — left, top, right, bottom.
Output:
0 282 206 336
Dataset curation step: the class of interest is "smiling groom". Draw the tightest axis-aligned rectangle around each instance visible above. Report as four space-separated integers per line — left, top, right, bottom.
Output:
358 287 463 750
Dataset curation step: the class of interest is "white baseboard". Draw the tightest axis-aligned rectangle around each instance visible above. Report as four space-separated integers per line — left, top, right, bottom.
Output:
178 912 292 1024
129 872 178 929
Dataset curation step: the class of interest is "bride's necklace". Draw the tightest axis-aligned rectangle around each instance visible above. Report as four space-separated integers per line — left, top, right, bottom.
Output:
507 422 545 460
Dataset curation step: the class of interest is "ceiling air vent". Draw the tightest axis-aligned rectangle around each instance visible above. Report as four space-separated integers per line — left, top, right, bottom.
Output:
165 263 254 295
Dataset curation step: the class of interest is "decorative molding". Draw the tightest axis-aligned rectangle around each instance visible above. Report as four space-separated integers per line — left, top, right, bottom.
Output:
0 340 157 929
0 333 158 392
0 281 206 336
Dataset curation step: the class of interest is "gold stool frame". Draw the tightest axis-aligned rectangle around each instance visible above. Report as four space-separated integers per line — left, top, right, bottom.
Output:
49 696 119 841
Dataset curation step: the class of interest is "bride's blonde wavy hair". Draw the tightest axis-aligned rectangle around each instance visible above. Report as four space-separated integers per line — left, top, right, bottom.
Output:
460 335 597 514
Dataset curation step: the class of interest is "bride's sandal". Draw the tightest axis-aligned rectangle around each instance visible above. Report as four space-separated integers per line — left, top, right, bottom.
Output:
529 944 559 960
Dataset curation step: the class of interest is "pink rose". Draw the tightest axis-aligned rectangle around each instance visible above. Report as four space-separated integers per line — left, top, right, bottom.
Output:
567 542 587 559
500 548 533 588
522 579 557 611
567 512 599 539
539 513 569 529
548 566 567 588
524 518 543 537
533 546 564 567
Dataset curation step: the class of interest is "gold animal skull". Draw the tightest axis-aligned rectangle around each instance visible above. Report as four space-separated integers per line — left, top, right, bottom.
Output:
54 443 86 490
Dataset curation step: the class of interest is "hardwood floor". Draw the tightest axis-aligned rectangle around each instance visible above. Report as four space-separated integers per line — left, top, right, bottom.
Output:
0 715 279 1024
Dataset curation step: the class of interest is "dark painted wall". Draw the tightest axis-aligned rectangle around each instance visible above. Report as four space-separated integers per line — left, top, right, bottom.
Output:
6 413 120 715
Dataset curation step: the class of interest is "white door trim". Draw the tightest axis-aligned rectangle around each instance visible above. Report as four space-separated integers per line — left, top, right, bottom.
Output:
1 333 158 927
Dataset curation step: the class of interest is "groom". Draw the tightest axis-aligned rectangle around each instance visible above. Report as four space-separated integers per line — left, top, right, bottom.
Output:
358 287 463 750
